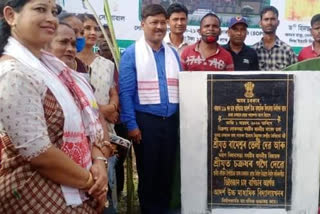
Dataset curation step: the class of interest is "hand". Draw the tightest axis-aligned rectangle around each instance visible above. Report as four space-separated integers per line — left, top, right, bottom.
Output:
88 160 108 199
105 111 119 124
128 128 142 144
98 141 113 157
111 144 118 155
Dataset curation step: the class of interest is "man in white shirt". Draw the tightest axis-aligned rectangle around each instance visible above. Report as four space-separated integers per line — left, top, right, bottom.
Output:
164 3 190 55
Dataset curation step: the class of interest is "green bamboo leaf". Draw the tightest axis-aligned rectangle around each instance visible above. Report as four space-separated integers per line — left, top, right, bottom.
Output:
104 0 120 63
82 0 120 71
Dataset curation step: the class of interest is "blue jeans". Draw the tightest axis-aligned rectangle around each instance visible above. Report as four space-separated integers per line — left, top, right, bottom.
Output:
104 155 118 214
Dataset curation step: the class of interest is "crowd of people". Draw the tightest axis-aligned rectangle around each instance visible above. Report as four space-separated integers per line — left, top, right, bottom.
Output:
0 0 319 214
144 0 267 15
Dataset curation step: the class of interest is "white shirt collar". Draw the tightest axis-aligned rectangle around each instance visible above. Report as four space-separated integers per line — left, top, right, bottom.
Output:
164 32 190 54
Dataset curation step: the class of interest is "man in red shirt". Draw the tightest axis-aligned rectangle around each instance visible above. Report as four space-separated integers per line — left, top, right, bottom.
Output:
181 13 234 71
298 13 320 61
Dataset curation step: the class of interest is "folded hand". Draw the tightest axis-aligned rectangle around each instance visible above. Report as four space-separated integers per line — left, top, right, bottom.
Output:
88 160 108 199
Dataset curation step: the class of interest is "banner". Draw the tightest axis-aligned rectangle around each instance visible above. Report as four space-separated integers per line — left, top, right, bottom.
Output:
57 0 317 53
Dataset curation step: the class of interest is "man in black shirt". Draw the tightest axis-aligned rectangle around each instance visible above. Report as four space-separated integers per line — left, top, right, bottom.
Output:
224 16 259 71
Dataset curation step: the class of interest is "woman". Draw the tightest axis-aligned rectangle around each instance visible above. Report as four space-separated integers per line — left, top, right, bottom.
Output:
58 12 86 53
76 14 121 212
0 1 109 213
46 20 113 154
58 12 91 76
62 15 121 211
46 22 78 70
76 14 119 129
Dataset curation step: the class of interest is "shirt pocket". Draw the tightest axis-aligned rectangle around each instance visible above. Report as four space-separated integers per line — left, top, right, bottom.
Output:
259 61 266 70
275 63 286 70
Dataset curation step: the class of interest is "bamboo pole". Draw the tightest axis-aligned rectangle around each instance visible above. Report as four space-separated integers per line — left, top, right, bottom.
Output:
103 0 120 64
82 0 119 71
126 146 134 213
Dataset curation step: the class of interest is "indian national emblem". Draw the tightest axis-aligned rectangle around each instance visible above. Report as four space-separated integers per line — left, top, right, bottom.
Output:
244 82 255 98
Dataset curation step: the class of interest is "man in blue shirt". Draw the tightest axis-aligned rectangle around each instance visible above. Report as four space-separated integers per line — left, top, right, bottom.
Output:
119 4 181 214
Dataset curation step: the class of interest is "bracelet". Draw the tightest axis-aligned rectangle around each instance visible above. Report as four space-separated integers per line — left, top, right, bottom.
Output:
93 156 108 165
112 103 117 111
83 172 93 189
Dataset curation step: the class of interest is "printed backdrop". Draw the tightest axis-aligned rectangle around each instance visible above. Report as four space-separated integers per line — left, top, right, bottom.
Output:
57 0 314 53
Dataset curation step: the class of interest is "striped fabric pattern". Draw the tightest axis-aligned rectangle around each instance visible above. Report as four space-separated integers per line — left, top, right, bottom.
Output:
135 36 180 105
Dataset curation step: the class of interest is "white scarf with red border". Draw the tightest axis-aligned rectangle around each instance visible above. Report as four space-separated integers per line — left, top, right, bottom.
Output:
135 36 179 104
4 37 103 206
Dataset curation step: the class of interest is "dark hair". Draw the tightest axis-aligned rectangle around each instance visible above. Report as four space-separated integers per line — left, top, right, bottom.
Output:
260 6 279 19
58 12 76 22
59 21 73 30
0 0 29 56
311 14 320 27
167 3 188 18
141 4 167 20
200 12 221 27
77 13 97 24
56 4 62 15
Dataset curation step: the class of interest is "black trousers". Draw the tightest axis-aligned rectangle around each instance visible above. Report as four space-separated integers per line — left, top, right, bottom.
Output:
134 111 179 214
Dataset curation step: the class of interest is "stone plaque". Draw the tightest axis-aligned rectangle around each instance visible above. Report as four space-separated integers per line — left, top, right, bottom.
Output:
207 74 294 209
